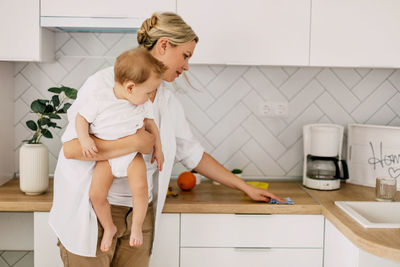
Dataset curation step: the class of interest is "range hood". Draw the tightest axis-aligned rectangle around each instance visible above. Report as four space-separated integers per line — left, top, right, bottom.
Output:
41 16 143 33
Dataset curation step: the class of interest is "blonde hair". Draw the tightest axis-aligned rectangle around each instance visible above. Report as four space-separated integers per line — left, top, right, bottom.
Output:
137 12 199 50
114 47 167 84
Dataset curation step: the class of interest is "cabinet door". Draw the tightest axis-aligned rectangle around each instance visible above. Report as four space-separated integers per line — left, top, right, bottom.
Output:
0 0 54 61
41 0 175 18
178 0 311 65
150 214 180 267
310 0 400 67
181 247 323 267
34 212 63 267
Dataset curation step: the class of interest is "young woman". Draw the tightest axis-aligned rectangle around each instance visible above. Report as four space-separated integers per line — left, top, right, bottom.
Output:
50 12 285 267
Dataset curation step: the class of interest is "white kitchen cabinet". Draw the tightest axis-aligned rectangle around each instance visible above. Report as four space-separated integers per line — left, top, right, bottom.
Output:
150 214 180 267
177 0 311 65
181 214 324 267
181 247 323 267
41 0 175 19
324 219 400 267
310 0 400 68
0 0 54 61
34 212 63 267
0 63 14 185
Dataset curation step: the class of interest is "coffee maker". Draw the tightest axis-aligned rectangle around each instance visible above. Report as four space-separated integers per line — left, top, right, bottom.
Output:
303 124 349 190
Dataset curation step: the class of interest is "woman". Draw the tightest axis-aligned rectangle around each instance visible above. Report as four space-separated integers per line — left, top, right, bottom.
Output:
50 12 285 267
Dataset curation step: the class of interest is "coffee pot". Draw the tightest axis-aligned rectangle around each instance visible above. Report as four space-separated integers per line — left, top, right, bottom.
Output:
303 124 349 190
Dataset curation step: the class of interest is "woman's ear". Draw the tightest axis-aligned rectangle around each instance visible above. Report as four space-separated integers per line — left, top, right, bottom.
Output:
156 38 169 55
125 81 136 94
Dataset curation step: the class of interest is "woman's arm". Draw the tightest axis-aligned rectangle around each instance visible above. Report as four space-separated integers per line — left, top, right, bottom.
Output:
194 152 286 203
64 127 155 161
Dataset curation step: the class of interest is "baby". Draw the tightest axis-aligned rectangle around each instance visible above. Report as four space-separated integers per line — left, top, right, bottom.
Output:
75 48 166 252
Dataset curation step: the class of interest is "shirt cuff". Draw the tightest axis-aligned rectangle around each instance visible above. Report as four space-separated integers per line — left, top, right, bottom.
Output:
179 144 204 170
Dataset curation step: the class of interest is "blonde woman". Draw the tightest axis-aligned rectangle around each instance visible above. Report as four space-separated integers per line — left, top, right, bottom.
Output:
50 12 285 267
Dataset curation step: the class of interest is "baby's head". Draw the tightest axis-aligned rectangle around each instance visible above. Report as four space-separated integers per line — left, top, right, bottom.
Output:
114 47 167 105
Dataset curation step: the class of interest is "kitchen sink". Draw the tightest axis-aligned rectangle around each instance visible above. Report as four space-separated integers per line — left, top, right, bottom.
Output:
335 201 400 228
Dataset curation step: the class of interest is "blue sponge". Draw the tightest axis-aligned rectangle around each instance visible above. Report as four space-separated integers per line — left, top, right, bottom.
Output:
269 197 293 205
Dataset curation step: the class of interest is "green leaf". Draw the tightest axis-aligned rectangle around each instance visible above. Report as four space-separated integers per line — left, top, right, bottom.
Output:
48 122 57 128
38 99 49 104
40 118 51 125
44 105 54 114
31 100 46 114
48 114 61 119
51 95 60 107
41 129 53 138
48 87 63 94
62 103 72 112
63 87 78 99
26 120 37 131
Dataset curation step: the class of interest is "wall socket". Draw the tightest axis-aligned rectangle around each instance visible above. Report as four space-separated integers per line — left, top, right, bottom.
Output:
259 101 288 117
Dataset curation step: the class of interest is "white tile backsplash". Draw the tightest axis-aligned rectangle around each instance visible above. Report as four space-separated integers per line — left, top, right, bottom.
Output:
11 32 400 177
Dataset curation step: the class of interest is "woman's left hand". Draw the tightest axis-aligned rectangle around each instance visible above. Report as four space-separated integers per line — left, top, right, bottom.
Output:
243 184 286 203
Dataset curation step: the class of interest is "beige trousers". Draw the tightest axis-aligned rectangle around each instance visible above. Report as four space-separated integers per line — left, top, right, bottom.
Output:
58 203 154 267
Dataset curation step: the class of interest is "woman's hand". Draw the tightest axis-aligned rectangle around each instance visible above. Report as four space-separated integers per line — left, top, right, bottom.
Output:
242 183 286 203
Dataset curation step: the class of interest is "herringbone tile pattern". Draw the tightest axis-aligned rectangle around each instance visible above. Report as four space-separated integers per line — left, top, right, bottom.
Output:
13 32 400 177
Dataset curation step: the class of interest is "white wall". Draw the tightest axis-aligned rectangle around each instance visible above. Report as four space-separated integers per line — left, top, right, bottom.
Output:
12 32 400 177
0 62 14 185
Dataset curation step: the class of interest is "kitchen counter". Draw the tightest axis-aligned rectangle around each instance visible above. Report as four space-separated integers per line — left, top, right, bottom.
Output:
164 181 321 214
304 183 400 262
0 178 399 261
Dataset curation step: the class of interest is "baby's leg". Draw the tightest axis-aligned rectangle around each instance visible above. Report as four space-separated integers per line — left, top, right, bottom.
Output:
127 153 148 247
89 160 117 252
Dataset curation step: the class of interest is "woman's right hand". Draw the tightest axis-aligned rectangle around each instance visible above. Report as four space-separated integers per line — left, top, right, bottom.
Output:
134 126 156 154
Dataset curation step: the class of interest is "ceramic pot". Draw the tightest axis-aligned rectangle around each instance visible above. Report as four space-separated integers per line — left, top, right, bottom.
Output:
19 143 49 195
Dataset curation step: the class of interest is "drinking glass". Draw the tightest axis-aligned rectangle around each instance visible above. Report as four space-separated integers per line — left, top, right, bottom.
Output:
375 177 397 202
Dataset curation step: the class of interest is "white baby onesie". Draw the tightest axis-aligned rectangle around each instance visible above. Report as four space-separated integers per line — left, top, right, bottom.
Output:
78 86 153 177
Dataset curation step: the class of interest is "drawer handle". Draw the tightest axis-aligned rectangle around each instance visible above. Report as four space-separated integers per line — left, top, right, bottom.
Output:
234 214 272 216
234 247 272 251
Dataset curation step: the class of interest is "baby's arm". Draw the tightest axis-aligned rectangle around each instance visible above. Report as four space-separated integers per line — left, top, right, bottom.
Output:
144 119 164 171
76 113 98 158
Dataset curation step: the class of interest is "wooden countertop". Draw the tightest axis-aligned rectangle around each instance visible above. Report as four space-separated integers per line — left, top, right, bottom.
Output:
1 178 399 261
163 181 321 214
0 179 53 211
304 183 400 262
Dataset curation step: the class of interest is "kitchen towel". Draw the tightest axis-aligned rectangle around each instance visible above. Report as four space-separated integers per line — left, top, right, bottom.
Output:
269 197 293 205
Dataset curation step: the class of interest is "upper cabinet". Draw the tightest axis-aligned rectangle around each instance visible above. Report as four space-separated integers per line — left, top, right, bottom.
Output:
310 0 400 68
178 0 311 66
41 0 175 19
0 0 54 62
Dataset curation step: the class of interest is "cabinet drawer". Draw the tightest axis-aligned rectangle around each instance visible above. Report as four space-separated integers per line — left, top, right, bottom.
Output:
181 214 323 247
181 247 323 267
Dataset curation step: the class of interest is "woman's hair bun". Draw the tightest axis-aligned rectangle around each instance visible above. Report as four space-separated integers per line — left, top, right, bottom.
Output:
137 14 158 46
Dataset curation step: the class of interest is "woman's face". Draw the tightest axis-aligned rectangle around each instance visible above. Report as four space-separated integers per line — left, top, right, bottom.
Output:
152 39 197 82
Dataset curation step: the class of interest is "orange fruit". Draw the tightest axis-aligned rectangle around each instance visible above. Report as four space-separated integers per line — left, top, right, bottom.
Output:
177 172 196 191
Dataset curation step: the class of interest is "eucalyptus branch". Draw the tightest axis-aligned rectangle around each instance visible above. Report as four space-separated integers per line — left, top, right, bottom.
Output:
24 85 77 144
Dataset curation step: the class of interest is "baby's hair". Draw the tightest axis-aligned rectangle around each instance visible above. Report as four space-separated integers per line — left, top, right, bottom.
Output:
114 47 167 84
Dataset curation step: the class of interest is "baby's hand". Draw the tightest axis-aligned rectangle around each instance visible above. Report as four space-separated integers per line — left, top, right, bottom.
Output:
80 137 98 158
151 147 164 171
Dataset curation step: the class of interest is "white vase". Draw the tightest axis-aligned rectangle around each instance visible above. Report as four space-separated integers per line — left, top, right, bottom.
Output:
19 143 49 195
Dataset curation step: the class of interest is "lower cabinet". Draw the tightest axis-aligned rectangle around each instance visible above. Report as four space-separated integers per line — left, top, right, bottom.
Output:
180 214 324 267
324 219 400 267
34 212 63 267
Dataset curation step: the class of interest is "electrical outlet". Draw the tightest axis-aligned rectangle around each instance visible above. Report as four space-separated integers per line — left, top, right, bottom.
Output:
259 101 288 117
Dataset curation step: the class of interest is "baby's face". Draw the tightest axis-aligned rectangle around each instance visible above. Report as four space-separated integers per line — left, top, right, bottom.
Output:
125 75 162 105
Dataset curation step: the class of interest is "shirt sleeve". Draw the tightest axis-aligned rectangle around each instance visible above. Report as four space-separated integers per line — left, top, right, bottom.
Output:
170 94 204 170
142 100 154 120
77 97 99 123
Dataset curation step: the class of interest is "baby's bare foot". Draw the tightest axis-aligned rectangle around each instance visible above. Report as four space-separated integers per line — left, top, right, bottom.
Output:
129 225 143 247
100 225 117 252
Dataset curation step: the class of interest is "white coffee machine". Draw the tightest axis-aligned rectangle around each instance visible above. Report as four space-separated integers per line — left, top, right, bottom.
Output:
303 124 349 190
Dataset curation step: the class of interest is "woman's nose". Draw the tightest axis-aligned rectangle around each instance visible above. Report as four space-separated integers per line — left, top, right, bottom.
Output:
183 61 189 71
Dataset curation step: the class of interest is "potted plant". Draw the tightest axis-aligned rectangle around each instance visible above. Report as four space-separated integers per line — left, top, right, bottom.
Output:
231 168 243 178
19 86 77 195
